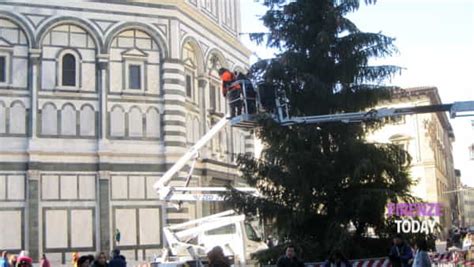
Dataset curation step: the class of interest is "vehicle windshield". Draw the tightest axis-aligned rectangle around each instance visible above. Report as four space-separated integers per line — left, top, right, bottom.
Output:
244 222 261 242
205 223 236 235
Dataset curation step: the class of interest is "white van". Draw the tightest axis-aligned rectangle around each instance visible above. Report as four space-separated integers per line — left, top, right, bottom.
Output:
156 210 267 266
199 220 267 265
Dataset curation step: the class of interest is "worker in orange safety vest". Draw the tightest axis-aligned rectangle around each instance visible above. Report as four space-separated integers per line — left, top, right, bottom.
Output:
218 68 241 118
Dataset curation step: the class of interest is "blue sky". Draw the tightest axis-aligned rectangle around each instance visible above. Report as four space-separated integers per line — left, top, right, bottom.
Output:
240 0 474 185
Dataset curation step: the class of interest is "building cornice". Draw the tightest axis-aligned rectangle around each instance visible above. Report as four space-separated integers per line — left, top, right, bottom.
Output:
100 0 252 57
1 0 252 59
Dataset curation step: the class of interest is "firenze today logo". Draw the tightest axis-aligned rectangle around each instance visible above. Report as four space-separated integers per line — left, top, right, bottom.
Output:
387 203 442 234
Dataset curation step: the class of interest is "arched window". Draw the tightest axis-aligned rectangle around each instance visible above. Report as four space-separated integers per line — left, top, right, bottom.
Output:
0 18 29 86
207 53 225 112
62 54 76 86
80 105 95 137
109 29 160 94
183 42 198 103
41 103 58 135
110 106 125 137
43 25 96 91
146 108 160 138
128 107 143 137
61 104 76 136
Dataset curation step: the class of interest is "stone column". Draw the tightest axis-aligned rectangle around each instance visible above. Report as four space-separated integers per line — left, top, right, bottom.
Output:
196 77 208 219
26 170 40 261
198 76 208 138
97 55 109 140
28 49 41 138
97 171 111 253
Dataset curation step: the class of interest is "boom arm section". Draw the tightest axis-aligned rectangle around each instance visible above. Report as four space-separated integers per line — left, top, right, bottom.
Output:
153 116 230 199
278 101 474 126
161 210 247 262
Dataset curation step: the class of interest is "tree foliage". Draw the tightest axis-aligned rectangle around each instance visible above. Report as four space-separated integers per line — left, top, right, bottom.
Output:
225 0 418 262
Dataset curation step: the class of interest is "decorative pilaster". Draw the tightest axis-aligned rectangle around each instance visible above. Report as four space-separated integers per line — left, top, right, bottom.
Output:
198 76 209 155
29 49 41 138
26 170 40 261
98 171 111 253
97 54 110 253
97 54 109 140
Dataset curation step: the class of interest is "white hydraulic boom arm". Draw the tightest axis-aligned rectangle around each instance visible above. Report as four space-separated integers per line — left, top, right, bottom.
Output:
153 116 230 199
277 101 474 126
159 210 250 263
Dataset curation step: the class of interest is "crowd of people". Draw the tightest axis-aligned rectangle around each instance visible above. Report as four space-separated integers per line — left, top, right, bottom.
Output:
447 227 474 251
388 235 433 267
1 233 471 267
272 235 436 267
273 230 474 267
0 251 34 267
0 249 127 267
73 250 126 267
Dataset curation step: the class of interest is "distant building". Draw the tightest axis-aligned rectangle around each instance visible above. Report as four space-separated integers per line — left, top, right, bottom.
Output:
368 87 458 237
454 169 464 227
470 120 474 161
0 0 252 264
452 116 474 222
460 186 474 227
467 119 474 225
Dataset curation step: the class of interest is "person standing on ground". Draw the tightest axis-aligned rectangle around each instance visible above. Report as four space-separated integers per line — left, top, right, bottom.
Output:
72 252 79 267
452 229 462 248
276 244 304 267
16 251 32 267
266 235 275 249
446 237 453 251
91 252 108 267
389 235 413 267
8 254 17 267
0 252 9 267
323 250 352 267
40 254 51 267
218 68 242 118
109 249 126 267
411 239 432 267
77 256 91 267
16 260 32 267
463 233 472 251
207 246 230 267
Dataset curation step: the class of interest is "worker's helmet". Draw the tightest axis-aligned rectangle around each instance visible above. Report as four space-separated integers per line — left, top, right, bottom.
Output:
218 68 228 76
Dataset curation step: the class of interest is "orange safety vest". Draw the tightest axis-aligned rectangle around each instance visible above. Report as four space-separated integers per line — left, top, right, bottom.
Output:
219 70 240 97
